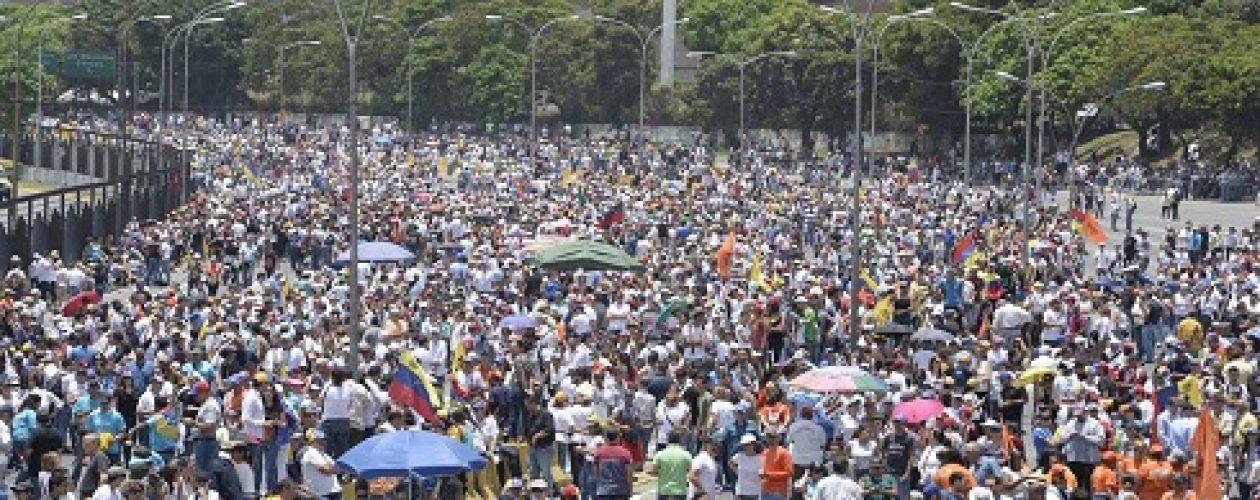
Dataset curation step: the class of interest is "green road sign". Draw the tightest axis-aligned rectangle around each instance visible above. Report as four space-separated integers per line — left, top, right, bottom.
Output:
40 51 116 80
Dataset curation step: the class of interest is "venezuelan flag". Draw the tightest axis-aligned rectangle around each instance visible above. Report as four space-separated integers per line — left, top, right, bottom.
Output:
388 351 444 425
1068 209 1108 245
950 232 977 264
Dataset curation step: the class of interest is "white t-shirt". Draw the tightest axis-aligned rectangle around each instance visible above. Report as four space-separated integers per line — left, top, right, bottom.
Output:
689 451 719 498
731 452 762 496
301 446 342 496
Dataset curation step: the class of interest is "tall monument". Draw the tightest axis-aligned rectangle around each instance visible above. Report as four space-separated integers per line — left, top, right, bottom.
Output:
660 0 677 86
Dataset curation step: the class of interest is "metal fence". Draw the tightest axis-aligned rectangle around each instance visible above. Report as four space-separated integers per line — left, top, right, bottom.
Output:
0 132 193 272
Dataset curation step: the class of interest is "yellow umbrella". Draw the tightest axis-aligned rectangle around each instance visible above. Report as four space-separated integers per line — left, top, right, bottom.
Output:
1013 365 1058 387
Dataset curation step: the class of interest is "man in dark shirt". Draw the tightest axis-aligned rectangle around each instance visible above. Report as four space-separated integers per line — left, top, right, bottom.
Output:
27 412 64 481
525 397 556 493
592 429 634 499
881 416 916 499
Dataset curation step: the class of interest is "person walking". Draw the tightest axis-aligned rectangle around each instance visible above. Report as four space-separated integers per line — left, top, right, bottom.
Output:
525 396 557 493
652 430 691 500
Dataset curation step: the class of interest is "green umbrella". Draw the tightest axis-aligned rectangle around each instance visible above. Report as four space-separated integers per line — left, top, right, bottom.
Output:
527 240 644 272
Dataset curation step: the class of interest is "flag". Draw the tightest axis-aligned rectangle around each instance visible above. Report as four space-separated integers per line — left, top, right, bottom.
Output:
596 205 625 229
1068 209 1108 245
715 233 735 278
388 351 444 425
872 295 894 326
749 256 769 292
856 272 879 306
1190 405 1223 499
451 337 467 375
951 232 977 264
655 298 688 327
964 251 986 270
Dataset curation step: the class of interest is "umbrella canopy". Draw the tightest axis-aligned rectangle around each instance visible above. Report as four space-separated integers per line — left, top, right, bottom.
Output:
499 314 539 330
787 366 889 394
335 242 417 265
527 240 644 272
910 328 954 342
336 430 486 480
892 398 946 424
873 324 914 336
1013 365 1059 387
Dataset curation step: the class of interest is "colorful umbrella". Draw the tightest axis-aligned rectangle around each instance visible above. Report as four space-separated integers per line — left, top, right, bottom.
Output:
892 398 946 424
787 366 889 394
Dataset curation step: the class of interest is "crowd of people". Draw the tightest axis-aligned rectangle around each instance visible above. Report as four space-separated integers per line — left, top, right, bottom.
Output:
0 114 1255 500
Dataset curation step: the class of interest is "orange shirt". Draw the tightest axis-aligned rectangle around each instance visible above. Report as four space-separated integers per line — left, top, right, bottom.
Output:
933 464 976 490
1092 464 1120 495
758 403 791 430
1160 492 1197 500
1120 456 1150 477
761 445 793 494
1137 460 1174 500
1047 463 1078 490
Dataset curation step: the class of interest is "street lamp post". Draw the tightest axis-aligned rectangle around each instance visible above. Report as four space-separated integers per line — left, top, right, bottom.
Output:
1067 81 1166 205
686 50 797 151
485 14 580 155
821 0 881 341
275 40 322 113
34 14 88 172
161 4 235 119
371 15 450 133
869 9 936 176
182 1 246 112
590 15 689 145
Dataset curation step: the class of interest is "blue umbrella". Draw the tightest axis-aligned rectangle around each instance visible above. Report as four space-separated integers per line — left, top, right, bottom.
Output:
499 314 539 330
335 242 416 265
336 430 486 480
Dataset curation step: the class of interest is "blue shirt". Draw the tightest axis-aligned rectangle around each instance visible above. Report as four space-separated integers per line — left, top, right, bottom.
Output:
147 413 182 453
85 408 127 454
12 409 36 442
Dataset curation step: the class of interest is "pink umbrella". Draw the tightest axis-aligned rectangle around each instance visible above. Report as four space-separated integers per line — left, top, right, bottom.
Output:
787 366 889 394
892 398 946 424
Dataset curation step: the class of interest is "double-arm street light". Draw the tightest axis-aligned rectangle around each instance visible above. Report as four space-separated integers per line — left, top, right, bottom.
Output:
162 17 223 116
484 14 582 154
588 15 689 139
820 0 881 341
686 50 797 148
953 2 1142 281
372 14 451 132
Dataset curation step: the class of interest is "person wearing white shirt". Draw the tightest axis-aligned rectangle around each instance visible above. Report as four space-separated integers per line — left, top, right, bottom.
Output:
730 435 763 499
812 461 862 500
787 407 827 469
318 369 355 459
301 431 341 498
688 440 720 498
89 467 126 500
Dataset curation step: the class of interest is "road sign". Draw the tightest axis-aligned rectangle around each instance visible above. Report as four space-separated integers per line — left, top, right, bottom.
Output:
40 52 116 81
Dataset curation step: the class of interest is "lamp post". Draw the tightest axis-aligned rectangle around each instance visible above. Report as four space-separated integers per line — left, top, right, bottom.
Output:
371 14 450 133
34 13 88 172
276 40 322 113
484 14 581 155
329 0 378 376
820 0 881 340
589 15 689 145
869 8 935 176
161 14 227 118
687 50 797 151
953 2 1144 282
181 1 246 112
1067 81 1165 205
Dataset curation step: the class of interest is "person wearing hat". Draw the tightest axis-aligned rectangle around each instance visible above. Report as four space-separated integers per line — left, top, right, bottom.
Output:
299 430 341 499
526 478 549 499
